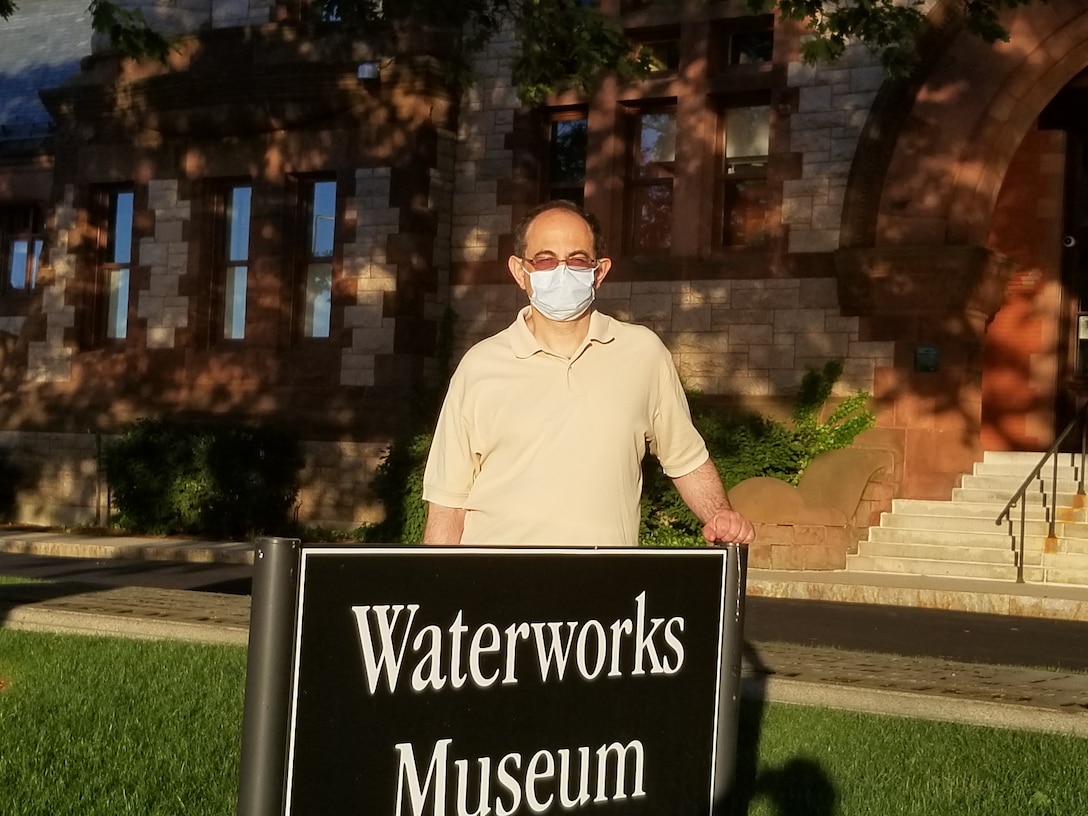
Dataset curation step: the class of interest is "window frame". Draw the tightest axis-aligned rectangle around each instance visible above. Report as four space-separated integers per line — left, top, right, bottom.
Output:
623 103 678 255
88 187 136 344
1 205 44 297
714 99 773 250
295 175 338 341
209 181 253 343
710 15 775 74
544 108 589 207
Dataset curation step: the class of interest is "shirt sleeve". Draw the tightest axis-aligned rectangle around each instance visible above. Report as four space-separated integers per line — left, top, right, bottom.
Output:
422 363 477 508
647 340 710 478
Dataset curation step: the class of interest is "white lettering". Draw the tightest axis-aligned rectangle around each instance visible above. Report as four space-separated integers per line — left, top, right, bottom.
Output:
392 738 647 816
502 622 530 686
495 753 522 816
351 603 419 694
468 623 501 688
449 611 469 690
395 738 449 816
531 622 578 682
525 750 555 813
632 592 664 676
557 747 591 808
662 616 685 674
594 741 646 802
356 594 686 694
576 620 607 680
411 625 447 692
454 757 492 816
608 618 633 677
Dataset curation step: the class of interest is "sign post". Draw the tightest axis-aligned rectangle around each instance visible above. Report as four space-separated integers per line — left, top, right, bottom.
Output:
269 545 748 816
237 536 301 816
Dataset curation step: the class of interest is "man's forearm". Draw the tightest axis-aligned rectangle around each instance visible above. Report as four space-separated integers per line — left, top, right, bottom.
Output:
670 458 732 522
670 458 755 545
422 502 466 545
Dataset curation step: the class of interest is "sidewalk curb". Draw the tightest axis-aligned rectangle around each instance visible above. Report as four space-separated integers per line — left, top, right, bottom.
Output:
0 604 249 646
746 676 1088 738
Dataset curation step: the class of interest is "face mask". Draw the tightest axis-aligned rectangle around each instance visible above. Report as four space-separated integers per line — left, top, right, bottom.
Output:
527 264 596 322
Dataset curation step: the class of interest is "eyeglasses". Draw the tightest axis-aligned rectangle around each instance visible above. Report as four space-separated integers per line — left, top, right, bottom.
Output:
519 256 601 272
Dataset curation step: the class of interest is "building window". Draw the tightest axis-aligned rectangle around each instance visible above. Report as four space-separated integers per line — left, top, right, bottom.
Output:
712 17 774 72
216 185 252 341
2 207 44 294
102 190 134 340
626 106 677 254
546 112 588 206
300 179 335 339
718 104 771 248
630 28 681 75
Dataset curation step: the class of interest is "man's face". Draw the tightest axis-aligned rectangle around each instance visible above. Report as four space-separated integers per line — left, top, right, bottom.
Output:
508 208 611 299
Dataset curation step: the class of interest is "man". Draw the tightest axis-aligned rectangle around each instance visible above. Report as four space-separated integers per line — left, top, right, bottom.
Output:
422 200 754 547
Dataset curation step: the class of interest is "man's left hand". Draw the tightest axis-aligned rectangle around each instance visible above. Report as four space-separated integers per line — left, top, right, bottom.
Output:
702 508 755 546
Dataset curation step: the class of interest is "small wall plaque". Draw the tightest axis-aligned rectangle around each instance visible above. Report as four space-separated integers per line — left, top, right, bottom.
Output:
915 345 940 373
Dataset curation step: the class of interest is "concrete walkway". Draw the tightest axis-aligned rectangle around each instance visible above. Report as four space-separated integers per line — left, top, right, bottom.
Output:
2 529 1087 738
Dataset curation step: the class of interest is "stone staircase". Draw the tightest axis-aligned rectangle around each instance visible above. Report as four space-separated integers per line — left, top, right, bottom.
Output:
848 451 1088 585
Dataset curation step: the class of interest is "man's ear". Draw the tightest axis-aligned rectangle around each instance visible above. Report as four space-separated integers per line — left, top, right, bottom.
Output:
508 255 530 294
593 258 612 289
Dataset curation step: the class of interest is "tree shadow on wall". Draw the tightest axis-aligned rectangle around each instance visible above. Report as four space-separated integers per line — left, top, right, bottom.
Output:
731 641 838 816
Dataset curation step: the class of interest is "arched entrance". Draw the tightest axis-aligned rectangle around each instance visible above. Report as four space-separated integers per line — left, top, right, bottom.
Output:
835 3 1088 496
982 70 1088 449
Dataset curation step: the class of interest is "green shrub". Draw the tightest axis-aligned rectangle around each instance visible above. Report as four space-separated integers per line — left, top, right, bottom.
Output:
103 418 302 539
639 360 876 546
358 432 432 544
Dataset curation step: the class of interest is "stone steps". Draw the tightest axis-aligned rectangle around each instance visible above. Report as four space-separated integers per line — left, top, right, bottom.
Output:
848 450 1088 586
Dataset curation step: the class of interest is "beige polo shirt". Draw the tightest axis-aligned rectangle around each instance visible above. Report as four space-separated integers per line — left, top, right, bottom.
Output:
422 307 710 546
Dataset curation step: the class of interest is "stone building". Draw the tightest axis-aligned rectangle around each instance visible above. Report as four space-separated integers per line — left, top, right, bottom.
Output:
0 1 1086 550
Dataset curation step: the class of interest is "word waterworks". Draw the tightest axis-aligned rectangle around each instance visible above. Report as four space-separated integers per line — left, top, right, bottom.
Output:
351 591 686 693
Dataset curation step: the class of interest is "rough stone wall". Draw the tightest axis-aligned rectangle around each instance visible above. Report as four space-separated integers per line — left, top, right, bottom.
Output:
296 440 390 528
451 27 518 268
137 180 192 350
0 431 104 527
452 280 895 398
0 430 391 530
27 184 77 383
782 45 886 254
340 168 399 388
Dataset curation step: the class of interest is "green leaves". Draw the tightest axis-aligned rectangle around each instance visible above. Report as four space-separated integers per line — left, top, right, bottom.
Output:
87 1 173 62
640 360 876 547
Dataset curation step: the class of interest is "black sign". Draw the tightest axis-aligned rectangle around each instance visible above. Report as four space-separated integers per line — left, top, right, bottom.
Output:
284 547 739 816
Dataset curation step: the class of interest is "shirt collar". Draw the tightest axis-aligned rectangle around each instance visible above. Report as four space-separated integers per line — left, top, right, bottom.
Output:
509 305 616 359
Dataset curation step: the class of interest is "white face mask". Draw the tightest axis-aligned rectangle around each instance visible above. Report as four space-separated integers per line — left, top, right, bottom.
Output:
527 264 596 322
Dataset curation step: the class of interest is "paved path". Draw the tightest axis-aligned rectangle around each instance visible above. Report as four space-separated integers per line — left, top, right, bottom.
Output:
2 530 1087 737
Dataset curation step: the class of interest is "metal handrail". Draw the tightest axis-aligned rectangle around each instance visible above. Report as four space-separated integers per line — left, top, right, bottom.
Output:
996 402 1088 582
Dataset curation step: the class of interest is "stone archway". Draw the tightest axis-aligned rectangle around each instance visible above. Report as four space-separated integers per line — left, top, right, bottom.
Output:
834 2 1088 496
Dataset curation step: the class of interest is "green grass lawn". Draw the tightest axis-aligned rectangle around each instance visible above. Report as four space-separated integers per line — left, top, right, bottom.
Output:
0 627 1086 815
0 629 246 815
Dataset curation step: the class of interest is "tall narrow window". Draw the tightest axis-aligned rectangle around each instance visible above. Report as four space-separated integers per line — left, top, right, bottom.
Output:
2 207 43 294
718 105 771 248
546 112 588 206
301 179 335 339
626 107 676 253
103 191 134 339
220 185 252 341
